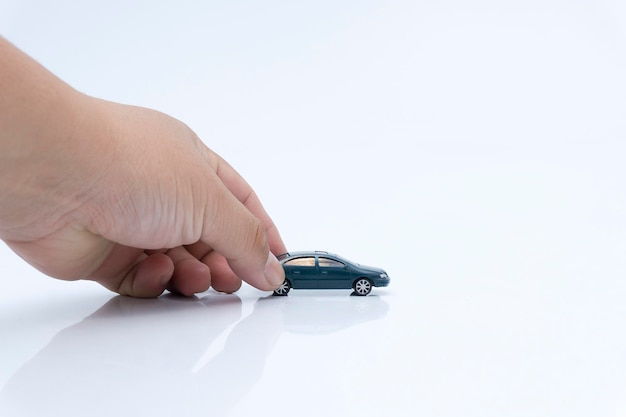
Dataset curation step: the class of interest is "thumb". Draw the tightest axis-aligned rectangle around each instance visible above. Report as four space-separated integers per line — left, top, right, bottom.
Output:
201 178 285 291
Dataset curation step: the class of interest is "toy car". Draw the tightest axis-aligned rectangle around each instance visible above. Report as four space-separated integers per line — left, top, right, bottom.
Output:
273 251 390 296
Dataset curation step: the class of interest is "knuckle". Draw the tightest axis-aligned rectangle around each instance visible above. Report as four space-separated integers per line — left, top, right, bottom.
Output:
249 217 268 254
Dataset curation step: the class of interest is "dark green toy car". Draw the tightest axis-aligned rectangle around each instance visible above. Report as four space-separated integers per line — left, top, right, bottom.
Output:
273 251 390 296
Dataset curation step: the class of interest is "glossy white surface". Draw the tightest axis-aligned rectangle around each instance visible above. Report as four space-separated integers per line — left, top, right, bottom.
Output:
2 1 626 416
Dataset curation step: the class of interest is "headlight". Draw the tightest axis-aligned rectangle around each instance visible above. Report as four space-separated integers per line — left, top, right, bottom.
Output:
380 273 388 279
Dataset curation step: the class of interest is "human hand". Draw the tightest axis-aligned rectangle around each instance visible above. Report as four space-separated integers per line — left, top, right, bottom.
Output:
0 38 286 297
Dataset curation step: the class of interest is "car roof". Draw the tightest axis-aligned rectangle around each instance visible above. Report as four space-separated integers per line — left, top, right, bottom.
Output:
277 251 344 261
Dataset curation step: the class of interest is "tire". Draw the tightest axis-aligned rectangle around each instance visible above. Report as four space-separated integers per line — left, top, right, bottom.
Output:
353 278 372 296
273 280 291 296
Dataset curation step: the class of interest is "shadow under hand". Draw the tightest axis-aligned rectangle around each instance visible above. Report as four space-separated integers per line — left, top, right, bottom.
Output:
0 293 280 417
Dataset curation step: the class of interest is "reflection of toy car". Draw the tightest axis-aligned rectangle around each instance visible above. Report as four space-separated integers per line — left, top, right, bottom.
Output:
273 251 390 296
259 294 390 334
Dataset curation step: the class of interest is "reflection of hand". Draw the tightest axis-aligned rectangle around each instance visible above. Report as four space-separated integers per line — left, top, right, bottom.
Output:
0 294 283 417
0 38 285 297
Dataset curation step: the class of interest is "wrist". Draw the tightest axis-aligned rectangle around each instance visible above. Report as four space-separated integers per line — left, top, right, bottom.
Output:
0 39 115 239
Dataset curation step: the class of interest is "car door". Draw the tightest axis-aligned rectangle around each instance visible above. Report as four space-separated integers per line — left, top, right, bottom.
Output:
317 257 351 289
283 256 318 289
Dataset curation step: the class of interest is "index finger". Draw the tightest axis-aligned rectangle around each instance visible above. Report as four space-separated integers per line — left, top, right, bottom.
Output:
194 148 286 290
208 152 287 256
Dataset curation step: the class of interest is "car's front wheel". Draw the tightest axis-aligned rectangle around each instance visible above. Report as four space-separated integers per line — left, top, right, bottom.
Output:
273 280 291 296
353 278 372 296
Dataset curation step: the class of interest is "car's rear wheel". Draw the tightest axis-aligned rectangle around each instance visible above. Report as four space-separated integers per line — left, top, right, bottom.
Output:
273 280 291 296
353 278 372 296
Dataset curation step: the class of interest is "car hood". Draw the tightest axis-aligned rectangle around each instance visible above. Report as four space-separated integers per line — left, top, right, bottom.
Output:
355 264 387 275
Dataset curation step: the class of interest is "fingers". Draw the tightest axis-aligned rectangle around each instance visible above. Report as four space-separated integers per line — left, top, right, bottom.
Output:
184 242 242 293
211 155 287 256
201 250 242 294
163 246 211 296
124 254 174 297
202 189 284 290
197 153 285 291
92 245 217 297
93 249 175 298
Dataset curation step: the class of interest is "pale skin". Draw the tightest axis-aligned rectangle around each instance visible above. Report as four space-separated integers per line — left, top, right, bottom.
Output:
0 37 286 298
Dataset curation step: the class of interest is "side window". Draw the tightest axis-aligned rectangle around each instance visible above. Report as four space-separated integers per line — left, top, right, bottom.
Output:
284 257 315 267
318 257 345 268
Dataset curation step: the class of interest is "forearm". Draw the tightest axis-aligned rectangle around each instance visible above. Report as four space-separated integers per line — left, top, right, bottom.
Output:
0 36 80 160
0 37 109 239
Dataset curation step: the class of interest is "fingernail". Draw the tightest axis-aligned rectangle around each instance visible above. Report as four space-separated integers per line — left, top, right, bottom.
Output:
264 252 285 287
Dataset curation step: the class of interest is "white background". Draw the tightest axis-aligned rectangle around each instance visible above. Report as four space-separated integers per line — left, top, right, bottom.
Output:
2 1 626 416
